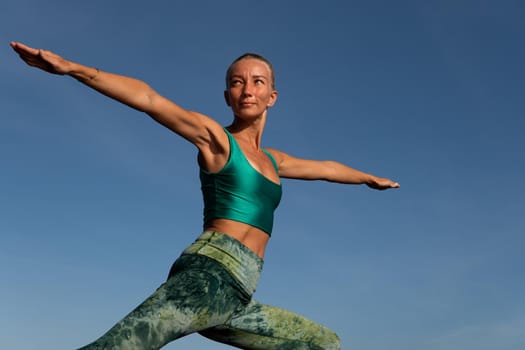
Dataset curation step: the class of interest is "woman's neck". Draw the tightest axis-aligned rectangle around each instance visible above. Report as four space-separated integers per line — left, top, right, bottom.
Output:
227 114 267 150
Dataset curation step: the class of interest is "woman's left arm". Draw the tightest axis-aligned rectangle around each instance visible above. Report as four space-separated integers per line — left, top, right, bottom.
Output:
267 149 400 190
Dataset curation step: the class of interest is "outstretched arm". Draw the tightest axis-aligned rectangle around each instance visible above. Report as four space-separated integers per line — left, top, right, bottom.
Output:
10 42 222 147
267 148 400 190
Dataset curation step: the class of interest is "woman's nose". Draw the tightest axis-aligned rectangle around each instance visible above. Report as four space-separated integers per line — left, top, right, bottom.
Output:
242 82 254 96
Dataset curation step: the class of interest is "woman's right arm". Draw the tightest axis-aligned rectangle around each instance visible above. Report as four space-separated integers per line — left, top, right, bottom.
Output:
10 42 222 148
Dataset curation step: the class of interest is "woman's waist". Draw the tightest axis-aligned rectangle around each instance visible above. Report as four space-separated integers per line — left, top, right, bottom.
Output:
204 219 270 259
182 230 263 296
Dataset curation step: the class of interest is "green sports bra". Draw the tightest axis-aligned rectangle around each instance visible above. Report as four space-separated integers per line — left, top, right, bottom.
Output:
200 129 282 235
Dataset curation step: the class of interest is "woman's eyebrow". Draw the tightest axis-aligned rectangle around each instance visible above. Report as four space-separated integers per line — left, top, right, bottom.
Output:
229 74 268 81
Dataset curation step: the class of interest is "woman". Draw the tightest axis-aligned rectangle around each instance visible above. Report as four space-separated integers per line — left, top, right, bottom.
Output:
11 41 399 350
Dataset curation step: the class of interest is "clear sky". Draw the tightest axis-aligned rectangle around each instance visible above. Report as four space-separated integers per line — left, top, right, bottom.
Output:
1 1 524 349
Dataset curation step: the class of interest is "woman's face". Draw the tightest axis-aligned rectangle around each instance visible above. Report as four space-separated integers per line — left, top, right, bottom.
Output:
224 58 277 120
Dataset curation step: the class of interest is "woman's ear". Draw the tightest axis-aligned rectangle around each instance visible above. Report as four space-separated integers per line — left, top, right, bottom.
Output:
267 90 278 107
224 90 231 106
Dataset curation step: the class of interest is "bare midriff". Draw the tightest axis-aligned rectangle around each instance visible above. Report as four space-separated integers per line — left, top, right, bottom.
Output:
204 218 270 259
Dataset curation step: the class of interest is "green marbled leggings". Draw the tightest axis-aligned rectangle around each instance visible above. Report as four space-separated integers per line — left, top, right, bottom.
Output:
78 231 340 350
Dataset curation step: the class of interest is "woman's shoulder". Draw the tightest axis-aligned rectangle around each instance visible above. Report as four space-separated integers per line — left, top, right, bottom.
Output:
195 119 231 172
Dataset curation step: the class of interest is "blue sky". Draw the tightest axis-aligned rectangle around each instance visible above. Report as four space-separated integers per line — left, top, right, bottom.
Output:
1 0 524 349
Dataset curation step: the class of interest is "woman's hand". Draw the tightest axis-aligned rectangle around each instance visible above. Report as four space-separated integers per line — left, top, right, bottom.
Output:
367 176 400 190
10 42 72 75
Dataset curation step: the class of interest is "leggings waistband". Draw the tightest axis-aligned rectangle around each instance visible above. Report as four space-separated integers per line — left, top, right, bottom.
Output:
182 231 263 296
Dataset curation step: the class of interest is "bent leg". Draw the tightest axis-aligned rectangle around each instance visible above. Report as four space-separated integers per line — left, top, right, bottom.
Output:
78 255 247 350
199 299 341 350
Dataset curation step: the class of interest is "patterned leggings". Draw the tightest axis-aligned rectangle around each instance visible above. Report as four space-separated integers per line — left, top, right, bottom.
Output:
78 231 340 350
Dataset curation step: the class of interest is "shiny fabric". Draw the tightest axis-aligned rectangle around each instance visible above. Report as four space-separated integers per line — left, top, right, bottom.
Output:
200 128 282 235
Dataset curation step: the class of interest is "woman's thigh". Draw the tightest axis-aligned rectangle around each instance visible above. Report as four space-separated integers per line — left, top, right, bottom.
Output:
79 256 246 350
199 299 341 350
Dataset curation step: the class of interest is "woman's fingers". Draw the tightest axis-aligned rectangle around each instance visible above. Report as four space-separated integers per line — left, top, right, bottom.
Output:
11 42 67 75
11 42 38 56
367 177 400 190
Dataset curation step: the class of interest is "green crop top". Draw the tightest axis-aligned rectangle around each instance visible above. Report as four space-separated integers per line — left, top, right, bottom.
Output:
200 129 282 235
